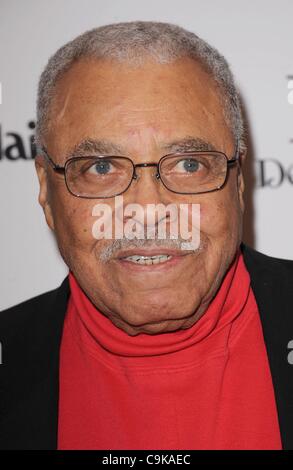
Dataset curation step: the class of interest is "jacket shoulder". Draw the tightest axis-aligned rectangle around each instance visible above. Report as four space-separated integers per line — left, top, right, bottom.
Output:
0 278 70 341
242 243 293 278
241 245 293 450
0 277 70 449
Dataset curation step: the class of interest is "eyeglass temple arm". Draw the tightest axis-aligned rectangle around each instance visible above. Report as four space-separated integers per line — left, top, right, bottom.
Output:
227 140 241 167
37 146 66 174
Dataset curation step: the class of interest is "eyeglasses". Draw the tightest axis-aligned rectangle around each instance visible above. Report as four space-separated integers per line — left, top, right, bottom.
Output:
40 144 239 199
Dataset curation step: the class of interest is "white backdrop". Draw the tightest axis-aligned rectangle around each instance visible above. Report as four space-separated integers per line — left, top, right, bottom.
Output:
0 0 292 310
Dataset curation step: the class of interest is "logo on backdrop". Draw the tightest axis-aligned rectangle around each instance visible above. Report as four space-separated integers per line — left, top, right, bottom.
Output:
255 159 293 188
0 120 36 160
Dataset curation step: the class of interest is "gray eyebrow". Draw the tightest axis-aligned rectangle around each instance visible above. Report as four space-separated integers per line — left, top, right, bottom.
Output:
65 136 217 160
66 138 125 158
162 137 217 153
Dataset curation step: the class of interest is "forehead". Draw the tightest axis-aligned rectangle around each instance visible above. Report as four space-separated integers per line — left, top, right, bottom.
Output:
52 56 222 112
47 56 232 159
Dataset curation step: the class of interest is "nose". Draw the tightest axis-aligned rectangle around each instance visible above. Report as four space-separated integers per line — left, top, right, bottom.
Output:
118 163 173 237
129 163 165 205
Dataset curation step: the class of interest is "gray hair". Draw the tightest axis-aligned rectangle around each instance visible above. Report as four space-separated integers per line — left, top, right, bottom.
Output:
36 21 245 151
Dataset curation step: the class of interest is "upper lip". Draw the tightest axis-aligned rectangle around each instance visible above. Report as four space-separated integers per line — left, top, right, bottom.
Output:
116 247 193 259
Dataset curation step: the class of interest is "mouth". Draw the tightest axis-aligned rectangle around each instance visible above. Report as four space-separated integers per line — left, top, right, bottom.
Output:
115 248 194 269
122 254 173 265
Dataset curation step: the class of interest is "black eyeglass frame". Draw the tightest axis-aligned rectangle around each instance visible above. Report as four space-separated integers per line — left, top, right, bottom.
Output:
39 143 240 199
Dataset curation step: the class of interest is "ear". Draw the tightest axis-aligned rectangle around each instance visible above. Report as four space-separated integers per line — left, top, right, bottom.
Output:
35 155 55 231
237 149 246 213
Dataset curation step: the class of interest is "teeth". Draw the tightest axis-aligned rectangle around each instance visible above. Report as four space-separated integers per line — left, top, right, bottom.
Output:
124 254 172 265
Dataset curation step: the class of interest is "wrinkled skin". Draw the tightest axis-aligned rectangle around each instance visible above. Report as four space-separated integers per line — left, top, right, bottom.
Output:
35 57 245 335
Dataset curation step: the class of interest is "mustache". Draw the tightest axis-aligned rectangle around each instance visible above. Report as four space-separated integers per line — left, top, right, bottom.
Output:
99 236 203 262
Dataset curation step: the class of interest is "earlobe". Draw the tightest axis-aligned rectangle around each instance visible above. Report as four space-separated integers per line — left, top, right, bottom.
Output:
35 156 55 231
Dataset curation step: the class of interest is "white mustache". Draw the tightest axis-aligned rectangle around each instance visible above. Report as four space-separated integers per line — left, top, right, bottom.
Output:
99 236 203 262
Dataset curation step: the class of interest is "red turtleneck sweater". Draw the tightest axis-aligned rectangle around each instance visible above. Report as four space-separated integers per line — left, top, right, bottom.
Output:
57 252 282 449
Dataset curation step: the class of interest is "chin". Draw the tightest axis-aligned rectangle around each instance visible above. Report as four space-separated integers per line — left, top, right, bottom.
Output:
114 304 198 335
117 318 189 336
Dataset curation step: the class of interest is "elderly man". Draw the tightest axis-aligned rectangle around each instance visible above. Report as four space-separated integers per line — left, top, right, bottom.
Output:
1 21 293 451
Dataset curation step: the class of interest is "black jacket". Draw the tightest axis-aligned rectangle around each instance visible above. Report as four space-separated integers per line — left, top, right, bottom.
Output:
1 244 293 450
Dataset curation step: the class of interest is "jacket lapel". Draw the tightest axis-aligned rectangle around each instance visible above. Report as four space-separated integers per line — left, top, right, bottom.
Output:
242 244 293 450
0 276 70 449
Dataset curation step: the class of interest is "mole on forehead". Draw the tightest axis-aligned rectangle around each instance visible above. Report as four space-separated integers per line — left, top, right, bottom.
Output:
65 136 217 158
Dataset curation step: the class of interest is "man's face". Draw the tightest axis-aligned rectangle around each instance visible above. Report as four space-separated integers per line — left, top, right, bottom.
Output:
36 56 245 335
